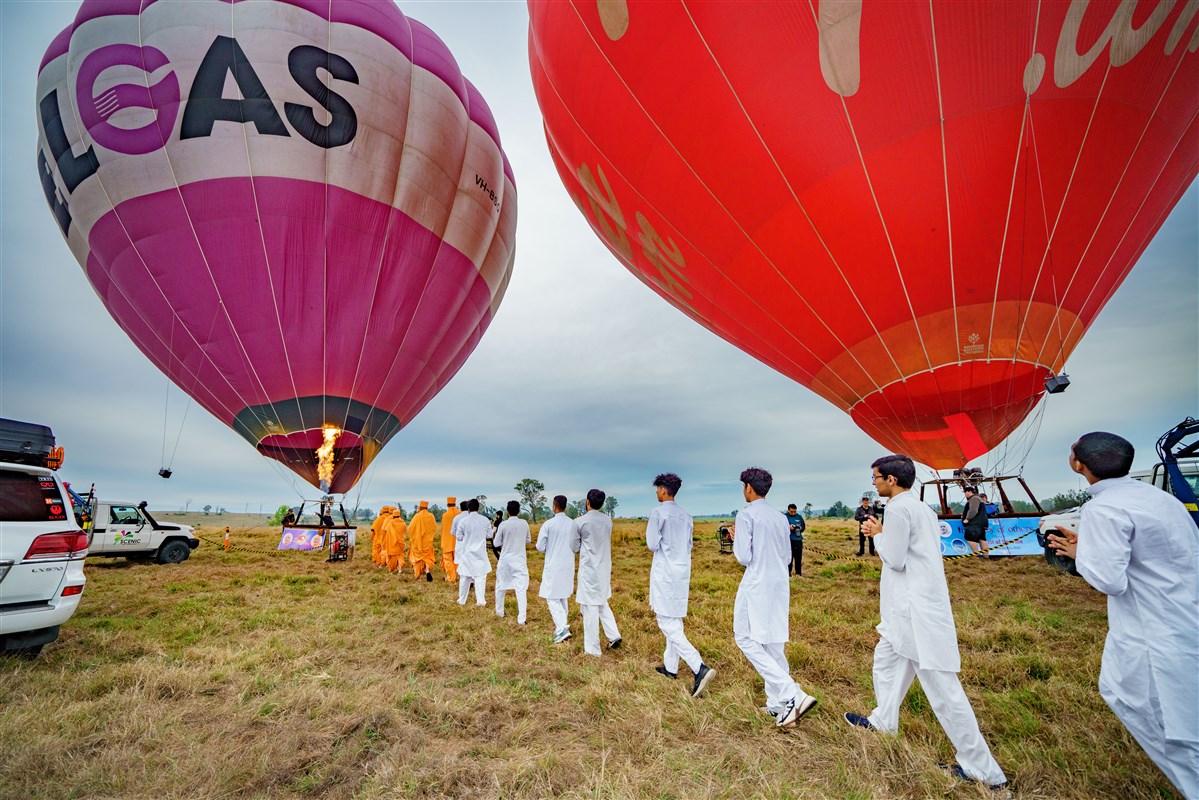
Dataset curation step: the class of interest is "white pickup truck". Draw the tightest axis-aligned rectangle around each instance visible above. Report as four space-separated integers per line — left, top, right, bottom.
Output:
85 500 200 564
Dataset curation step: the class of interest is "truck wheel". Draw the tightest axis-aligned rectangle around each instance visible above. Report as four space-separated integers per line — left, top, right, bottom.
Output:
156 540 190 564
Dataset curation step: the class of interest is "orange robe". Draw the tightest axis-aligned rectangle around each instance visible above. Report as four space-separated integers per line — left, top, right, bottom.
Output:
370 507 393 566
440 508 460 581
383 511 408 573
408 509 437 577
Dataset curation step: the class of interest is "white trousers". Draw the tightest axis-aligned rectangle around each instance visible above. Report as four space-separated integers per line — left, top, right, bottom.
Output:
1101 662 1199 799
867 637 1007 787
581 602 621 656
545 597 570 632
656 614 702 674
734 596 808 712
457 574 486 605
495 588 528 623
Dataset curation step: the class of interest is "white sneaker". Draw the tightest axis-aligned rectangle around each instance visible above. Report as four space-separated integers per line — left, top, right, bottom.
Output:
776 694 818 727
553 628 572 644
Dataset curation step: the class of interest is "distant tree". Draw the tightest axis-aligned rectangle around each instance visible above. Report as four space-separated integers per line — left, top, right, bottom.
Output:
1009 499 1038 513
1047 489 1091 511
603 496 619 517
566 499 586 518
514 478 547 522
203 504 212 515
429 503 445 522
825 500 851 518
217 507 226 515
356 507 375 521
184 498 192 513
270 504 291 525
803 502 813 518
475 495 497 518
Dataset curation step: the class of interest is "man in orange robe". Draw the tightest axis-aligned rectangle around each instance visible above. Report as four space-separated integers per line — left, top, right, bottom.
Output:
441 497 460 582
383 507 408 573
371 506 393 566
409 500 437 581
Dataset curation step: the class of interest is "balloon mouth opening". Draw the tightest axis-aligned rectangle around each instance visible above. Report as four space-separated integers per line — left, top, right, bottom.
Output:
850 362 1053 469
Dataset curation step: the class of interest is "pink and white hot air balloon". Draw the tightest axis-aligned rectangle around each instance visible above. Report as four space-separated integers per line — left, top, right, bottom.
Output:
36 0 516 493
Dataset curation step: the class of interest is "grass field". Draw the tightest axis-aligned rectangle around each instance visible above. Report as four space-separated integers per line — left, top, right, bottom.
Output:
0 518 1179 800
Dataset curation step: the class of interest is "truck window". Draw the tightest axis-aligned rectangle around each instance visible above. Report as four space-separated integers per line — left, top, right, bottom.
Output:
110 505 142 525
0 472 68 522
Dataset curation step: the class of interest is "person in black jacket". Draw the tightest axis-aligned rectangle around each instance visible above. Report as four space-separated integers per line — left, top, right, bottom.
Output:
854 497 876 556
961 486 989 556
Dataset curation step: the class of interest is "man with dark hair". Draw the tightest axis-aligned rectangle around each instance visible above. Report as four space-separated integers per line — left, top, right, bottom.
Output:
493 500 531 624
845 454 1007 790
854 497 877 556
1049 433 1198 798
574 489 622 656
733 467 818 728
961 486 988 556
537 494 580 644
453 497 491 606
648 473 715 697
785 503 805 576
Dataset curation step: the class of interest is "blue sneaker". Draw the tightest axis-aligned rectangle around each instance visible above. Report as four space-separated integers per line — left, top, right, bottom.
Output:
843 712 875 730
942 763 1009 793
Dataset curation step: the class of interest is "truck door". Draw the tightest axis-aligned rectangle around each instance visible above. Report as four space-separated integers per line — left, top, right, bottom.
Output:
98 505 147 553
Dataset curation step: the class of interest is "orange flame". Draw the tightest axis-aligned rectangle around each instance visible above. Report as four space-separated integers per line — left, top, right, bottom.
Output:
316 425 341 491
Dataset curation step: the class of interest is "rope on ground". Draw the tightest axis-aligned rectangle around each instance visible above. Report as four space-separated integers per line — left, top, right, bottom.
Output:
195 532 306 556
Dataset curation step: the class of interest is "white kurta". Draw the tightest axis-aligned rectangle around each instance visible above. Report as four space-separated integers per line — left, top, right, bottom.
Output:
537 512 579 599
1075 478 1199 758
874 490 961 672
732 498 791 644
574 510 614 605
493 517 531 592
453 511 492 578
647 500 693 618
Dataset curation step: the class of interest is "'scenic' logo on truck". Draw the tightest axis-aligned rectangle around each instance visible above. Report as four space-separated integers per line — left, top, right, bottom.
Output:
114 531 141 545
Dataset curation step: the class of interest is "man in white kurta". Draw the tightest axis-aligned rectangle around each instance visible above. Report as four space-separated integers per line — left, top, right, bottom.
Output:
850 454 1007 789
647 473 714 698
537 495 580 643
733 467 817 728
1049 433 1198 799
453 499 491 606
493 501 532 624
574 490 622 657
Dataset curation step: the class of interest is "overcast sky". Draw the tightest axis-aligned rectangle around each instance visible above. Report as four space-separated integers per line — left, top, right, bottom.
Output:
2 1 1196 518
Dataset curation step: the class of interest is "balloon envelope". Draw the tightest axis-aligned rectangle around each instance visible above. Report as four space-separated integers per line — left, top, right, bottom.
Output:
38 0 517 492
529 0 1197 468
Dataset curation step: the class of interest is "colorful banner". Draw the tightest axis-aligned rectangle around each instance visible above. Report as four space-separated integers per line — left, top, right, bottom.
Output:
277 527 324 551
937 517 1043 557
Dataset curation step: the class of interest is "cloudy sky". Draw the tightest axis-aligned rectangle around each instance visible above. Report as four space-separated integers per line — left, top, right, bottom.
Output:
2 1 1195 518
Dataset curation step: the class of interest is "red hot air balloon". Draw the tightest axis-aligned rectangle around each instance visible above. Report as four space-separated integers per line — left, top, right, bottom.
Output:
529 0 1197 469
37 0 517 493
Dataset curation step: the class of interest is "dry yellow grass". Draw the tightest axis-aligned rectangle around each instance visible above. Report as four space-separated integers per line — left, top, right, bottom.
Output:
0 518 1179 800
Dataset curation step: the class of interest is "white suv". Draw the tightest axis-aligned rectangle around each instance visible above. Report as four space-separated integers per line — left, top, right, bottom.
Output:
0 434 88 658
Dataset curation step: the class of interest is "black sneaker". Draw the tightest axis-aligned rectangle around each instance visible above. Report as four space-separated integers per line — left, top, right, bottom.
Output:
608 638 622 650
691 664 715 698
654 665 678 680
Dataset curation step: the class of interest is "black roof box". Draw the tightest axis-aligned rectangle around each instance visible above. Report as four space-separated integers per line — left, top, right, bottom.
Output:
0 418 56 467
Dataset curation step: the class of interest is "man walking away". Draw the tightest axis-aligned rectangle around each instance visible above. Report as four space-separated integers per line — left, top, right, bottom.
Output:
845 454 1007 791
575 489 622 656
454 498 491 606
383 506 407 574
961 486 988 556
493 500 532 625
1049 432 1198 799
785 503 805 575
370 505 393 566
408 500 437 581
647 472 714 698
537 495 580 643
733 467 818 728
854 497 876 556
